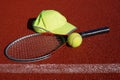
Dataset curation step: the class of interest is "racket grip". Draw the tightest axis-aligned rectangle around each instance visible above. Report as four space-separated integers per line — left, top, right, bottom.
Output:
80 26 110 38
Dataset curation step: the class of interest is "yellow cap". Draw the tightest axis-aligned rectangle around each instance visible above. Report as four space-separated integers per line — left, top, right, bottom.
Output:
33 10 77 35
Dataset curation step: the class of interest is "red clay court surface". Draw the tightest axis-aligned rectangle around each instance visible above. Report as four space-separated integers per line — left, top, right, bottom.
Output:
0 0 120 80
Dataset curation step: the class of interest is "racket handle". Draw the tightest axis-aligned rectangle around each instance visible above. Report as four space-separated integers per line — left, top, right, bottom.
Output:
80 26 110 38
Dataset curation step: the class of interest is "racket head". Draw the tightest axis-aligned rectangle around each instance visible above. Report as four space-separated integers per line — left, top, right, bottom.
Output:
5 33 66 62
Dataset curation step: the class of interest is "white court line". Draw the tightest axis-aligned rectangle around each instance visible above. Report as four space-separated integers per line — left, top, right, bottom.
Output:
0 64 120 73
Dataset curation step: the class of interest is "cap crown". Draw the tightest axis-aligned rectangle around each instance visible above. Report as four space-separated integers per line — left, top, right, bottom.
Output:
37 10 67 31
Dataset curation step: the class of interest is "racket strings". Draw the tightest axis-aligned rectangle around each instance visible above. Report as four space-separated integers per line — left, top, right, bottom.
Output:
7 34 62 60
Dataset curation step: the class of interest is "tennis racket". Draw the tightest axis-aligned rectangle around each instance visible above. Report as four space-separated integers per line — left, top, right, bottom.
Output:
5 26 110 62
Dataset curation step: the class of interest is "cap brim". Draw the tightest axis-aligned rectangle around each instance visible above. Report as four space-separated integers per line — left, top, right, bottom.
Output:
52 22 77 35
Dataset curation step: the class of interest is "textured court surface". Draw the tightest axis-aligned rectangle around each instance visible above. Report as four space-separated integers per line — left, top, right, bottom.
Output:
0 0 120 80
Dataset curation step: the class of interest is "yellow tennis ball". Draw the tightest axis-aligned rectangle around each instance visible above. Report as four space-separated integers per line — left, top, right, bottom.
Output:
67 33 82 48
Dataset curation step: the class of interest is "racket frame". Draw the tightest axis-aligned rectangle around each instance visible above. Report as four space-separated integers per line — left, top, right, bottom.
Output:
5 33 66 62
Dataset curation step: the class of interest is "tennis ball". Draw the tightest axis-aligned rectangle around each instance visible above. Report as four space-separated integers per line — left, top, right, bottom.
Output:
67 33 82 48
